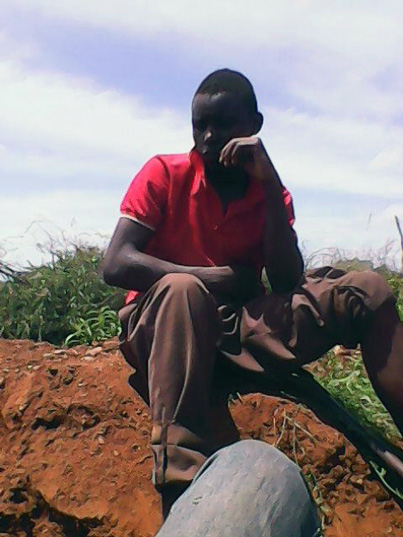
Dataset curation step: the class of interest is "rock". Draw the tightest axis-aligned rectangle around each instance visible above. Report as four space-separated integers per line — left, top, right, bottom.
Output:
86 346 103 357
102 340 119 352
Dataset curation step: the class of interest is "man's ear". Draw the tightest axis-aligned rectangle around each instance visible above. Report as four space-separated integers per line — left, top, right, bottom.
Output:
252 112 263 135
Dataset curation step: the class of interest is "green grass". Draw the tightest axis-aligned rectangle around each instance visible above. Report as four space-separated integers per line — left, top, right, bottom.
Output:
311 349 401 442
0 245 125 346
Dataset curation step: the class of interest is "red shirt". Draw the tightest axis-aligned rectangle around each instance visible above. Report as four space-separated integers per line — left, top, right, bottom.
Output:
120 149 295 304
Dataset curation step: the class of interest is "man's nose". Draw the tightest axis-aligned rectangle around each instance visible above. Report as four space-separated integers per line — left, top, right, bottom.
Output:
204 127 216 143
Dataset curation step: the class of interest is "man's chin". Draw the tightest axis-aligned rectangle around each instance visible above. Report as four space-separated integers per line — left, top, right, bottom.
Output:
201 152 221 169
198 146 219 162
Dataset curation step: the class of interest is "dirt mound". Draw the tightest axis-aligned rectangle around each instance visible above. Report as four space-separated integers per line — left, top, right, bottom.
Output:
0 338 402 537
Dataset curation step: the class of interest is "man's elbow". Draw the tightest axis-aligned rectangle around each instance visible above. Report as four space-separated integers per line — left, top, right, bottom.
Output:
102 256 121 287
269 259 304 294
103 265 116 287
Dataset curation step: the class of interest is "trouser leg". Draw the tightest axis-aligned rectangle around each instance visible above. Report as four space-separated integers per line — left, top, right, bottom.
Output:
238 268 395 366
119 274 222 490
227 267 401 433
361 300 403 434
156 440 322 537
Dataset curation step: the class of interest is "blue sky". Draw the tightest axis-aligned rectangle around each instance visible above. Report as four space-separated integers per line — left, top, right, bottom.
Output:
1 1 402 268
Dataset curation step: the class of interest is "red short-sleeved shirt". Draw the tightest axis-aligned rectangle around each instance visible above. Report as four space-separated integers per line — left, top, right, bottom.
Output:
120 149 295 303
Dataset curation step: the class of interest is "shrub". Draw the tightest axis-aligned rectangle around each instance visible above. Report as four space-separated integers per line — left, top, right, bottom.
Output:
0 246 125 346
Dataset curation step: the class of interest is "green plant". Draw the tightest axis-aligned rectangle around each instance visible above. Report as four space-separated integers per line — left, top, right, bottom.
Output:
312 350 401 442
64 306 121 346
0 245 125 346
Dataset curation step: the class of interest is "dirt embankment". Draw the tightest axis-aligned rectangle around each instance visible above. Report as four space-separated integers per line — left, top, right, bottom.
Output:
0 338 402 537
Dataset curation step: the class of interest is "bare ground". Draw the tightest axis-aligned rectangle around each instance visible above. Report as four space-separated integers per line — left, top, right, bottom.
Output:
0 338 402 536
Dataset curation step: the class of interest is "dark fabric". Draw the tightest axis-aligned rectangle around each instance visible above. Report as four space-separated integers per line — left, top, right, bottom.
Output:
221 266 395 371
119 274 227 488
119 268 394 489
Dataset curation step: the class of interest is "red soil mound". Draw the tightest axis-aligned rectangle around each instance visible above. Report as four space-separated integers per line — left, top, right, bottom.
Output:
0 338 402 536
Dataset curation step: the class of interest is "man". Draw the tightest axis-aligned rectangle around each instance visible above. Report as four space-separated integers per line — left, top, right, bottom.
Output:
103 69 403 516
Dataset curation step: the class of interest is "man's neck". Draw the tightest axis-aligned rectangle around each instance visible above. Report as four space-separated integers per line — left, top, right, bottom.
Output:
205 164 248 188
205 165 250 211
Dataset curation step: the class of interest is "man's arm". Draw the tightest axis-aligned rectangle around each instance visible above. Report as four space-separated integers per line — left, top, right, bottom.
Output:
219 136 304 293
261 178 304 293
103 217 258 300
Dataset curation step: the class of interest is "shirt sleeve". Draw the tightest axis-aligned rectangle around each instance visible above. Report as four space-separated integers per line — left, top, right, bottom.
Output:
282 187 295 227
120 156 169 231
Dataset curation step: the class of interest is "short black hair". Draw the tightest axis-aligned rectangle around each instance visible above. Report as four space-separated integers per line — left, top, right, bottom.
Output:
194 69 258 115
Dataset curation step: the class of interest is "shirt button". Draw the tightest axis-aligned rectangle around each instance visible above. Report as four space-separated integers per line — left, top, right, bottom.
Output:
213 225 218 231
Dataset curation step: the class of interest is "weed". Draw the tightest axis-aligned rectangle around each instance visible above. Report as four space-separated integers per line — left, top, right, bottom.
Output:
0 245 125 346
311 350 401 442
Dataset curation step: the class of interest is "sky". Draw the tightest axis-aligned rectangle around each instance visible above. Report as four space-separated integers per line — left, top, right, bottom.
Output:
1 0 402 269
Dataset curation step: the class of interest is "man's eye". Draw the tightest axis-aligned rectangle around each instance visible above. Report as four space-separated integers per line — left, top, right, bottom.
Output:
217 118 235 129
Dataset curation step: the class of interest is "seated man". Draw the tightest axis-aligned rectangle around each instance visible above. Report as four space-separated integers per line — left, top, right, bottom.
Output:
103 69 403 516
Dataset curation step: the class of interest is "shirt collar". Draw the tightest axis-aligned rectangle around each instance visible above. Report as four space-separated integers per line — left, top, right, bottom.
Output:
189 147 205 175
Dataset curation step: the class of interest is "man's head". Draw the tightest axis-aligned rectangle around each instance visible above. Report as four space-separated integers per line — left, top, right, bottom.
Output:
192 69 263 169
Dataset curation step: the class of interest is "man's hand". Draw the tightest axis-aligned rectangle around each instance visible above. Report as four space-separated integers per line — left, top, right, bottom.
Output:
197 264 260 304
219 136 281 188
219 136 304 293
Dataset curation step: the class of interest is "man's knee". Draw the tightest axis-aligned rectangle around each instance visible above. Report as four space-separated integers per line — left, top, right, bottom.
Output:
347 270 393 303
332 270 395 345
157 273 208 295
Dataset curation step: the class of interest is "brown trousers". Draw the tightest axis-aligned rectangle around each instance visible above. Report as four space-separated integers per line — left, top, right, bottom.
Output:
119 267 394 490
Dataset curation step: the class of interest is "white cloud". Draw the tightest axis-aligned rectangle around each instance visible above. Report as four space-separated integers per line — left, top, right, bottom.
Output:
9 1 401 58
369 146 403 173
0 58 192 190
0 60 191 163
0 29 39 62
0 189 121 268
5 2 402 125
260 107 403 198
297 203 403 270
8 1 402 85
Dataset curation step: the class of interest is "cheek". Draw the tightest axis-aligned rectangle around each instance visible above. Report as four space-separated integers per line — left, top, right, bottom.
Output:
220 130 239 146
193 131 203 146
